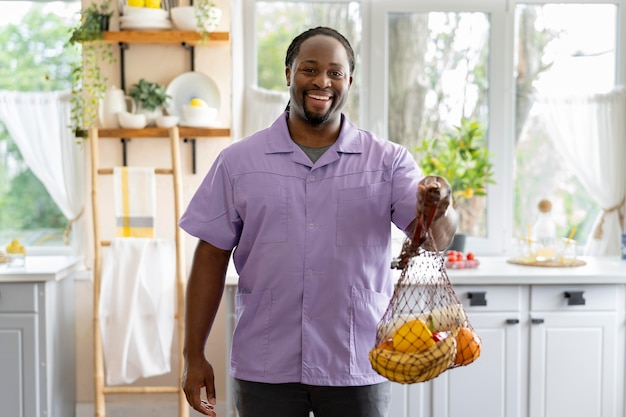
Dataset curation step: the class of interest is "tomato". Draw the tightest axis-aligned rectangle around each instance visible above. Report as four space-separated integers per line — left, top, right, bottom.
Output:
466 252 475 261
432 332 445 342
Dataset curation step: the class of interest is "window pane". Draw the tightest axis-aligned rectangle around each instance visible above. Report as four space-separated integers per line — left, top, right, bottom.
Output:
387 12 491 237
255 1 361 124
0 1 80 248
513 4 616 247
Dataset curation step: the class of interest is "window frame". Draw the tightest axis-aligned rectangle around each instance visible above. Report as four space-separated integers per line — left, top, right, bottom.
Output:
243 0 626 255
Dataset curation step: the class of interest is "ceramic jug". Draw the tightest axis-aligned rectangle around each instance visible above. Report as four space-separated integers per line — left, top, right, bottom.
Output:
99 85 136 128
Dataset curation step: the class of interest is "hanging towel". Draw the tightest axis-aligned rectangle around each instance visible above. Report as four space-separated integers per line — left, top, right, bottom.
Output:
99 237 176 385
114 166 156 238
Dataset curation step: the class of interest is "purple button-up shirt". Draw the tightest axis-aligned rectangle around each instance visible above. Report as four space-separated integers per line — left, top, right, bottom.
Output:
179 113 422 386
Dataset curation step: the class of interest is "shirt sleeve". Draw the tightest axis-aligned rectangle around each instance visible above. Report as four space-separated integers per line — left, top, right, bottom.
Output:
390 145 423 233
178 153 242 250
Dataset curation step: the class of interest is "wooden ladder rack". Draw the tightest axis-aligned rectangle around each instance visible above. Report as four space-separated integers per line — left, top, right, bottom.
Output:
89 126 188 417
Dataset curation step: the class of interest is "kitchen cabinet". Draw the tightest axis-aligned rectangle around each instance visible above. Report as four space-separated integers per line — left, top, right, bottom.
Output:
0 260 77 417
432 284 620 417
223 257 626 417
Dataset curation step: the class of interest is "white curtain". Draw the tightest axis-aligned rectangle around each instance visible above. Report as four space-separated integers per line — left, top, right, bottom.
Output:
539 86 626 256
230 0 289 140
243 85 290 137
0 90 86 258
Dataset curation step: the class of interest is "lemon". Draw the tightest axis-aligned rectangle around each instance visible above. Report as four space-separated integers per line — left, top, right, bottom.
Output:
6 239 25 255
127 0 145 7
392 319 435 353
189 98 207 107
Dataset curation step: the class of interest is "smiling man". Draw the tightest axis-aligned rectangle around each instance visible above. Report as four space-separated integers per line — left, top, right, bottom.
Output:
179 27 457 417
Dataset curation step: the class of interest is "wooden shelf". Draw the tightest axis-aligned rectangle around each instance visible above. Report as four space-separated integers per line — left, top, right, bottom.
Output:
102 30 229 45
97 127 230 138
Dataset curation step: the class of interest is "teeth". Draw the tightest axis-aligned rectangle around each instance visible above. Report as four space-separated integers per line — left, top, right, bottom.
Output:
308 94 330 101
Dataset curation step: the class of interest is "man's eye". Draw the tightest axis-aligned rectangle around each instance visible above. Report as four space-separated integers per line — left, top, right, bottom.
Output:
330 71 344 77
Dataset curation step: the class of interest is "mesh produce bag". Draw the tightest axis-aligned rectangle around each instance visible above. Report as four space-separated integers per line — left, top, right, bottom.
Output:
369 205 481 384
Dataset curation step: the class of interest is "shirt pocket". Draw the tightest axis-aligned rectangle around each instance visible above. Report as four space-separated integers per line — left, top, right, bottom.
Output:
234 183 288 243
349 285 391 376
337 182 391 247
232 290 272 376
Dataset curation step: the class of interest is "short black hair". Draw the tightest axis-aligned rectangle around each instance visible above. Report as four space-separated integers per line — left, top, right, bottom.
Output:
285 26 355 74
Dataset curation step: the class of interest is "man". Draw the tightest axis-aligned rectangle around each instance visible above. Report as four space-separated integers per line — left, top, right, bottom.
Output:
179 26 457 417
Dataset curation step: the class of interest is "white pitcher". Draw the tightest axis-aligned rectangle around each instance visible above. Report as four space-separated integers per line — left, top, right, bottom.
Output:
99 85 136 128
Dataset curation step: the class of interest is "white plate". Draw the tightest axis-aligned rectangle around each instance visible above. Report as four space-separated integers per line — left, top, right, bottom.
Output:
165 72 221 119
120 20 173 30
180 119 222 128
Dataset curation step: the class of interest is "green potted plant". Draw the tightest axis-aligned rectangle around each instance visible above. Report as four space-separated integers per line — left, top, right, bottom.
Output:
67 0 115 136
415 118 495 242
128 78 171 126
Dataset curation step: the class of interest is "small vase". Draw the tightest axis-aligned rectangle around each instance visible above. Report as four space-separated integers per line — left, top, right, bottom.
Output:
136 105 163 127
99 14 110 31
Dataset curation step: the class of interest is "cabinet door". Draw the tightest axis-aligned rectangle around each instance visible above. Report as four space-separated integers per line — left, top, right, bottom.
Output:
388 381 430 417
0 314 38 417
528 311 617 417
432 312 523 417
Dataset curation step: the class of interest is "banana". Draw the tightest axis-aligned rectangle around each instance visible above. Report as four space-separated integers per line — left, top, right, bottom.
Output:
369 328 458 383
377 304 466 340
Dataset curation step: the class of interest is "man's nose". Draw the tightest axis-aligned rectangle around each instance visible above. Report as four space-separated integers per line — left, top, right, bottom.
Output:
313 72 331 88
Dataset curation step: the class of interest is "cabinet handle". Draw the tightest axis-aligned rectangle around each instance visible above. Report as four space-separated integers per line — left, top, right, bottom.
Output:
531 318 544 324
506 318 520 324
467 291 487 306
564 291 586 306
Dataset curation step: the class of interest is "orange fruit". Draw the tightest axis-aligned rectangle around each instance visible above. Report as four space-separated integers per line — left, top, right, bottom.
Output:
376 338 394 350
392 319 435 353
453 327 481 365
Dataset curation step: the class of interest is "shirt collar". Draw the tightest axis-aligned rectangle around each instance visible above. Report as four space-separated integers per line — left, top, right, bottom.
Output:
265 112 363 155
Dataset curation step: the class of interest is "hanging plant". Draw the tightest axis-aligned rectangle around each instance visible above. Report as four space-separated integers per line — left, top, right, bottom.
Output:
67 0 116 136
194 0 221 42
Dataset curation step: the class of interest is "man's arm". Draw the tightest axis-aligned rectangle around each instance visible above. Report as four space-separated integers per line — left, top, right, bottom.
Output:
182 239 232 416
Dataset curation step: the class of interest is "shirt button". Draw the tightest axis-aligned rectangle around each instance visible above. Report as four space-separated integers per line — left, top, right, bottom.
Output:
308 223 315 229
309 175 316 181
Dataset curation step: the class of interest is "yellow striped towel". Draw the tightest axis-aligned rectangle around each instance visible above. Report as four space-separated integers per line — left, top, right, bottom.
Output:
114 166 156 238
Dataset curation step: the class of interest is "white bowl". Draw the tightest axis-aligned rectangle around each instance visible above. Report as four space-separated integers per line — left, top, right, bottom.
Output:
155 115 179 128
182 105 217 123
118 111 147 129
170 6 222 32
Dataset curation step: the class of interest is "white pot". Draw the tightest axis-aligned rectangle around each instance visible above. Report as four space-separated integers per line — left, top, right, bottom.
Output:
99 86 136 128
136 105 163 127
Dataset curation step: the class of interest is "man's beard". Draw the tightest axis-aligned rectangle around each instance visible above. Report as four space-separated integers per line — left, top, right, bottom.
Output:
304 106 331 126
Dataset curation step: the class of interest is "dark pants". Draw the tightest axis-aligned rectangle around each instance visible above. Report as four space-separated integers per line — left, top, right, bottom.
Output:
233 379 392 417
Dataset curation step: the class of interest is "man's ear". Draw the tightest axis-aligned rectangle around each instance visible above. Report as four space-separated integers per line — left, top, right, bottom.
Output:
286 67 291 86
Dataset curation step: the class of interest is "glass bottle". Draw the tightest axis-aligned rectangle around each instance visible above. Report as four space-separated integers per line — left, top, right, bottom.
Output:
533 199 557 261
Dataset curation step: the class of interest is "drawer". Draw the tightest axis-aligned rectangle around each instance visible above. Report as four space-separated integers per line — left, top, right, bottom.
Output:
0 283 38 313
454 285 524 312
530 284 618 311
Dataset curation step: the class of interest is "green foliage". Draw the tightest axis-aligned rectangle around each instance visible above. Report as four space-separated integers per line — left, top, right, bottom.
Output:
415 118 495 206
128 79 170 111
193 0 219 42
68 0 112 45
0 5 79 91
67 0 116 133
0 170 65 231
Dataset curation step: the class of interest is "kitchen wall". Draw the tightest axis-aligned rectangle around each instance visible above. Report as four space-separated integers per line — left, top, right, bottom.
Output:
74 0 234 410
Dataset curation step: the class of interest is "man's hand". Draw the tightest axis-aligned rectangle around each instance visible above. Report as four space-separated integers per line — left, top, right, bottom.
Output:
415 175 457 252
182 356 218 416
417 175 452 226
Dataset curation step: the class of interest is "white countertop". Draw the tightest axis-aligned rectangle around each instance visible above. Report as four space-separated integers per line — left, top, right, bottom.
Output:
226 256 626 286
0 256 81 282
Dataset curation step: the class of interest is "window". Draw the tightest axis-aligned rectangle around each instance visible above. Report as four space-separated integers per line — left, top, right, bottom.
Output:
513 3 617 249
244 0 625 255
251 1 362 124
0 1 80 252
